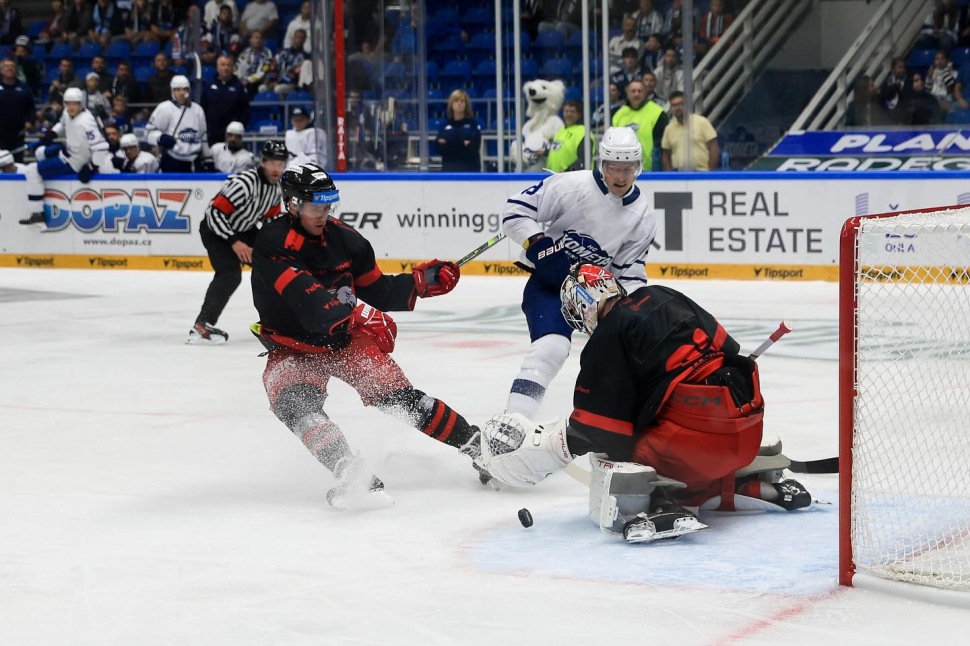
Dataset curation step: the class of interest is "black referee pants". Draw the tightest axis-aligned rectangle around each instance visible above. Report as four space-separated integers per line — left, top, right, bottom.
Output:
196 221 258 326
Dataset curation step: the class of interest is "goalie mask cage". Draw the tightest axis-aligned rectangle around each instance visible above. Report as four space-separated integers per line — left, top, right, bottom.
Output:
840 205 970 606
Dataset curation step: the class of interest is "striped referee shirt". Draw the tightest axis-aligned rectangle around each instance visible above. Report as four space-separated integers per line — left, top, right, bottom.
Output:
204 167 283 241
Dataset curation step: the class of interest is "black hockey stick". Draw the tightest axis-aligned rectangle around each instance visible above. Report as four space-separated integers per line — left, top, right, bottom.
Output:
788 457 839 474
456 233 506 267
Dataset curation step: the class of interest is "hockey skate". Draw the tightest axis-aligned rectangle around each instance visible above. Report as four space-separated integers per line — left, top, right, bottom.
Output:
326 454 393 511
186 322 228 345
623 502 709 543
18 212 46 229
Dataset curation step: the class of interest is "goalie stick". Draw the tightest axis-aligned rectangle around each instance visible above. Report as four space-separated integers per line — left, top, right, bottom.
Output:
456 233 506 267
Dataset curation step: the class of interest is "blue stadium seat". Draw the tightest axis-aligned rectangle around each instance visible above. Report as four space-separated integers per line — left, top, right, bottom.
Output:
256 119 282 134
383 60 407 88
287 90 312 104
482 87 513 99
440 60 472 88
201 66 217 82
45 66 60 83
429 117 445 132
432 8 460 26
462 6 493 29
46 42 73 61
566 31 601 66
163 41 175 59
427 88 443 100
75 42 102 60
947 109 970 124
490 116 516 130
473 59 497 93
952 47 970 68
26 20 46 39
431 34 467 68
502 31 532 58
541 58 572 82
253 90 281 102
564 86 582 102
105 41 131 61
265 39 277 54
468 32 496 67
76 66 91 80
533 31 563 65
134 65 152 82
520 58 539 80
425 61 439 84
134 41 161 61
907 48 935 70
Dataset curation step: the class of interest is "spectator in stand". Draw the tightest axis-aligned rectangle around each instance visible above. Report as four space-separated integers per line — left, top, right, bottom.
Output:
520 0 541 40
83 71 111 122
65 0 94 47
49 58 84 105
266 29 306 97
927 49 956 112
115 132 160 172
283 1 311 54
201 5 241 65
538 0 582 39
0 0 22 46
879 56 907 113
109 60 144 107
661 91 718 171
240 0 278 38
0 58 35 162
14 36 42 97
698 0 732 55
211 120 255 172
918 0 959 52
105 93 131 131
640 70 665 109
237 30 273 98
435 89 481 172
847 76 892 127
150 0 183 45
610 47 642 96
284 106 325 167
654 47 685 103
202 54 249 144
147 51 175 103
639 34 663 73
547 99 593 172
609 17 642 74
591 82 623 128
37 98 62 130
102 121 121 154
204 0 237 28
632 0 663 42
124 0 154 44
90 0 125 49
91 55 113 94
39 0 68 45
612 79 667 172
662 0 698 57
899 72 942 125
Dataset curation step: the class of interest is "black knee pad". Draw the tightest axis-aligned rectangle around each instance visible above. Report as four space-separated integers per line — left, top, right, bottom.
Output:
274 384 327 428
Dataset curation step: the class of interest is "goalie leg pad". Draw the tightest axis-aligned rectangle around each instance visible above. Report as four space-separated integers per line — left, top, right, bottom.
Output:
588 456 692 534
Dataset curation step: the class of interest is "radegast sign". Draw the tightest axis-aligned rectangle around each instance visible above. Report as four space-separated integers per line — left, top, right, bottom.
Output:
751 130 970 171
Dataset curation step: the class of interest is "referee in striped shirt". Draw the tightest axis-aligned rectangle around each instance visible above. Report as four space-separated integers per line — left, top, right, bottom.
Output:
188 140 289 345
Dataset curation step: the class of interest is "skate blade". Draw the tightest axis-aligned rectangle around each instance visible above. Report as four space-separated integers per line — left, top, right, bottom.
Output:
186 333 227 346
327 489 394 512
625 517 709 543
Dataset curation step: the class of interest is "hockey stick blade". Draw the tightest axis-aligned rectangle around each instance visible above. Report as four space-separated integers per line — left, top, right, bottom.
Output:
788 456 839 474
456 233 506 267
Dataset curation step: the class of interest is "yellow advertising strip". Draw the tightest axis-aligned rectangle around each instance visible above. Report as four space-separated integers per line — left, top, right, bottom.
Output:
0 254 841 281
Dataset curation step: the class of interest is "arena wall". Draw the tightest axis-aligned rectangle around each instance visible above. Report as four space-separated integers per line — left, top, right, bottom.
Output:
2 171 969 280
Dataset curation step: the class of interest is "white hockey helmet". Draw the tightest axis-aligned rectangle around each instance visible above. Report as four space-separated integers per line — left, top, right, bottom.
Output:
560 264 626 336
171 75 191 101
0 149 14 168
226 121 246 136
63 87 84 104
120 133 139 149
599 126 642 176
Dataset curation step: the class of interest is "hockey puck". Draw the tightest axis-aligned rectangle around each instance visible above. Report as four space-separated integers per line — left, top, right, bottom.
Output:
518 508 533 528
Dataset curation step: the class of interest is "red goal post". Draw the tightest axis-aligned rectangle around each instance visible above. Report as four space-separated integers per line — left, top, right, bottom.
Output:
839 205 970 606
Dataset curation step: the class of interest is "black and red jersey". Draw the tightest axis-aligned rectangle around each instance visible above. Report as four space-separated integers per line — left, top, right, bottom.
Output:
251 216 418 351
567 285 742 461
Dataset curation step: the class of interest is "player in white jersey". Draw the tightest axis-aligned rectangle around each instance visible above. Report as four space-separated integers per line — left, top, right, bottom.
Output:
0 149 46 227
35 87 113 184
114 134 160 173
284 106 327 168
501 127 657 419
146 75 213 173
211 121 256 173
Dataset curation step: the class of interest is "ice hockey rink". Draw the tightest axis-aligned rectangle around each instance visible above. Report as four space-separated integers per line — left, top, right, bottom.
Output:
1 269 967 645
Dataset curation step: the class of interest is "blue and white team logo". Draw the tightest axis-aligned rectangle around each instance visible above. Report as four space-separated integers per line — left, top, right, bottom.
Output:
177 128 203 143
559 230 610 266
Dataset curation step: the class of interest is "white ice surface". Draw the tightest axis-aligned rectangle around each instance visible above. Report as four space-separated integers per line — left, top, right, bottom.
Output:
1 270 967 645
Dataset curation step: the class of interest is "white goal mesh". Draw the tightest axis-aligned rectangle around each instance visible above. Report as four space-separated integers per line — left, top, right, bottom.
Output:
849 207 970 591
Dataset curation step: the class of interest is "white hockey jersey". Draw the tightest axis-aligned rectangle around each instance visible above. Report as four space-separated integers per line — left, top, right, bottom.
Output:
115 150 160 173
52 109 112 172
211 143 256 173
145 99 211 162
503 169 657 288
285 127 327 168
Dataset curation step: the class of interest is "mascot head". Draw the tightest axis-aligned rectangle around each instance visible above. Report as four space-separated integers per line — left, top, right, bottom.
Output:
523 79 566 119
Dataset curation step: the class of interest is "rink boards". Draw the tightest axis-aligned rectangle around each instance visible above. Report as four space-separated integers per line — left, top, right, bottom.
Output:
2 171 969 280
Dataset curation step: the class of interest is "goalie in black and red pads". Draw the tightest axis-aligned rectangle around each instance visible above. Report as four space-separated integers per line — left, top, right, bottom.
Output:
251 163 487 510
480 264 812 543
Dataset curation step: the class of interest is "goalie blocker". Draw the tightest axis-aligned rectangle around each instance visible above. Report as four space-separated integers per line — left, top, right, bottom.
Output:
482 265 811 541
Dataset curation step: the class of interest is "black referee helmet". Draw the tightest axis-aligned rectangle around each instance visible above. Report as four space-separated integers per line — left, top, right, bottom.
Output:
261 140 289 161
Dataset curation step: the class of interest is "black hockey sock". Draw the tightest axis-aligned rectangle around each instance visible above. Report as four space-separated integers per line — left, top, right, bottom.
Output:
275 385 351 472
376 387 477 450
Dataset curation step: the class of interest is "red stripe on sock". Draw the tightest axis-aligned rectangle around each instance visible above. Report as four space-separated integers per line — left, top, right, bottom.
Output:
437 410 457 443
423 401 445 436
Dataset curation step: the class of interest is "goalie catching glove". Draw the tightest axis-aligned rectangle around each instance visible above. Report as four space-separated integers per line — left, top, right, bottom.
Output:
413 260 460 298
480 412 573 487
349 303 397 353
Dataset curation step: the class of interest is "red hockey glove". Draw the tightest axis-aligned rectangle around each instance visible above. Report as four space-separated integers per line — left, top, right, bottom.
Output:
413 260 460 298
349 303 397 353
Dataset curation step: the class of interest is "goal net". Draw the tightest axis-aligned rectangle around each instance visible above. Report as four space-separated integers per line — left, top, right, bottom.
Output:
840 206 970 595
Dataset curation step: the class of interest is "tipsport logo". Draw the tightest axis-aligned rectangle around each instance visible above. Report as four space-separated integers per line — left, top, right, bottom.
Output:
43 188 192 233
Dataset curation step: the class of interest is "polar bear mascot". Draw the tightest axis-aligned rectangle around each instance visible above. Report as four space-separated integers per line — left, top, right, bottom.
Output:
510 79 566 171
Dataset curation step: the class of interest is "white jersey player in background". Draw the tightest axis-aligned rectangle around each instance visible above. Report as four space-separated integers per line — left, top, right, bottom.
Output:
1 148 46 228
501 127 658 419
284 106 327 168
146 75 213 173
114 134 160 173
211 121 256 173
35 87 113 185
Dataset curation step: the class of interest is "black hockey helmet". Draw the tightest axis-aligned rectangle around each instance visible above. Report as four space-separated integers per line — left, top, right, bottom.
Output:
280 162 339 214
261 139 289 161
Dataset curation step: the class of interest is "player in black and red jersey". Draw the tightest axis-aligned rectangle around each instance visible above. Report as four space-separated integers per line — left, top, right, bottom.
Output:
250 163 489 510
480 265 812 542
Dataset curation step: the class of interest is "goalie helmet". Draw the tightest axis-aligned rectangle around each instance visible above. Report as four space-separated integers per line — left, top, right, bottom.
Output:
599 126 642 177
280 162 339 215
560 264 626 336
